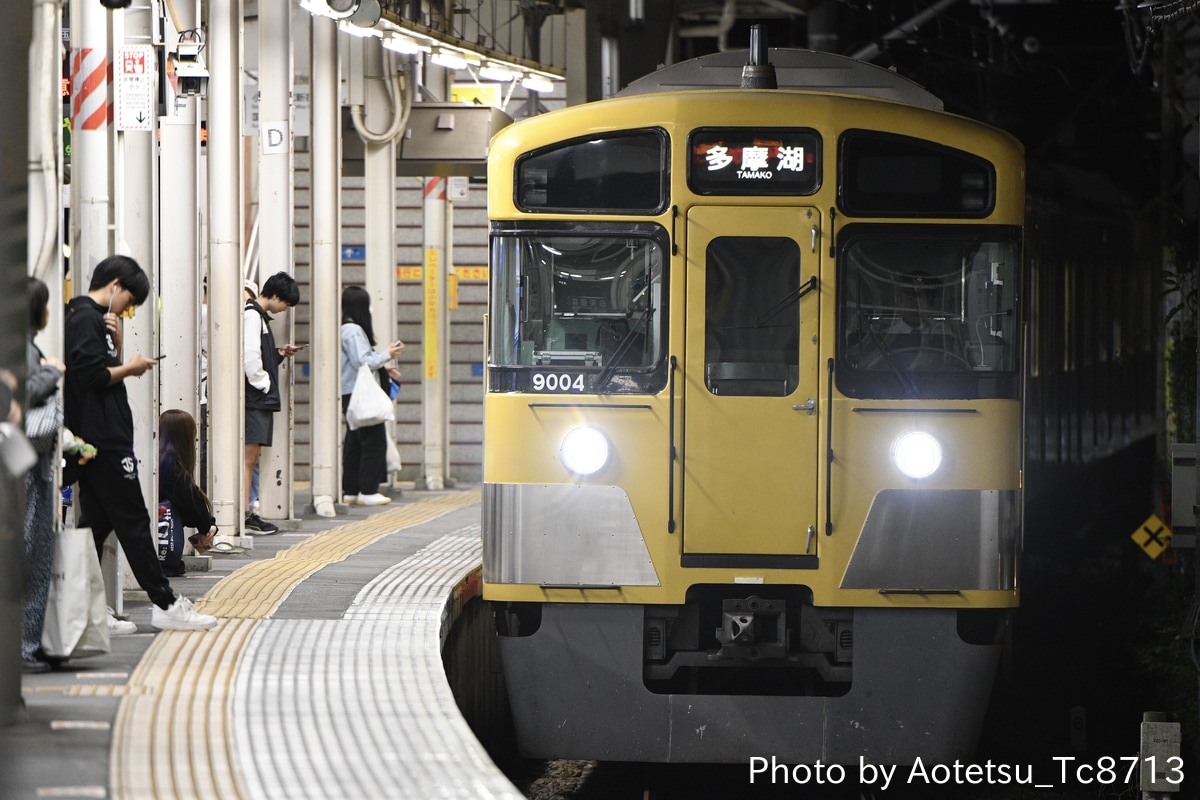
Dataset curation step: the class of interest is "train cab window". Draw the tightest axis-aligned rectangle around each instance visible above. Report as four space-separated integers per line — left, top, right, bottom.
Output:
515 130 668 214
837 223 1020 400
838 131 995 218
488 222 668 394
705 237 801 397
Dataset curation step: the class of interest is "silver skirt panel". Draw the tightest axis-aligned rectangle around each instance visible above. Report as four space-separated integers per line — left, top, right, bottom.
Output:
482 483 660 587
840 489 1018 591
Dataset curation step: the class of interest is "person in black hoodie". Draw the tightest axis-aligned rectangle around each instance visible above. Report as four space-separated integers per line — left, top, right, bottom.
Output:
64 255 217 631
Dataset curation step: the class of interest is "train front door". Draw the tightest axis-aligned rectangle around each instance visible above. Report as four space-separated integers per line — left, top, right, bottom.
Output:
682 206 821 560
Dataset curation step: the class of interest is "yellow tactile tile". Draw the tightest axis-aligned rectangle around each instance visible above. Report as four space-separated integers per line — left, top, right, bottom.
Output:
109 489 481 800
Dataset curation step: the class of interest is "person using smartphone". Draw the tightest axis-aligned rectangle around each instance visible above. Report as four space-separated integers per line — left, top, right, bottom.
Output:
339 286 403 506
64 255 217 632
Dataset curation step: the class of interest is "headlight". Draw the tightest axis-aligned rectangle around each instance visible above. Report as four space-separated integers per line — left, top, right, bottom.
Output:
560 426 610 476
892 431 942 479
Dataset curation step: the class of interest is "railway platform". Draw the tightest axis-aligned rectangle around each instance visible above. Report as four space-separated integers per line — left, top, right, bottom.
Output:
0 486 521 800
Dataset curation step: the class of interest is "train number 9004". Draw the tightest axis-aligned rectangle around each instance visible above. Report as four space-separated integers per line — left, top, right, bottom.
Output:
531 373 586 392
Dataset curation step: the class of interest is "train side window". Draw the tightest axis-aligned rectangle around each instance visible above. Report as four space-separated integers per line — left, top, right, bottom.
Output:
515 130 669 214
838 131 995 218
705 236 800 397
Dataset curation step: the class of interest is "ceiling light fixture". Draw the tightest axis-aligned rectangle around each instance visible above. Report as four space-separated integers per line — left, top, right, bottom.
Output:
431 48 468 70
521 74 554 93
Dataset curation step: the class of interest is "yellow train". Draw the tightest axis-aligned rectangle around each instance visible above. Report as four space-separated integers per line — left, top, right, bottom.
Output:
482 44 1026 765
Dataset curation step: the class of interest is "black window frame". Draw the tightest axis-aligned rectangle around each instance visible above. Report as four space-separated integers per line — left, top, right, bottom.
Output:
487 220 671 396
514 129 670 215
834 222 1022 401
838 130 996 219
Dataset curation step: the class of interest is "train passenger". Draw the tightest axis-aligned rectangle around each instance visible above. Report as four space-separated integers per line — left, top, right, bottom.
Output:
339 285 402 506
243 272 301 534
64 254 217 631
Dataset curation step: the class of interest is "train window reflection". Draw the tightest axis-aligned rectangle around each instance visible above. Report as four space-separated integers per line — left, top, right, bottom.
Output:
705 236 801 397
488 225 668 394
837 223 1020 400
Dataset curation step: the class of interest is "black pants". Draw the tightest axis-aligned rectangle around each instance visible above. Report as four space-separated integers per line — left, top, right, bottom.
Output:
77 449 175 610
341 394 386 496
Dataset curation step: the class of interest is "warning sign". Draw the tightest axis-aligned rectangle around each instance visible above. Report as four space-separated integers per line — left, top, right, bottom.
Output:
116 45 155 131
1132 514 1172 560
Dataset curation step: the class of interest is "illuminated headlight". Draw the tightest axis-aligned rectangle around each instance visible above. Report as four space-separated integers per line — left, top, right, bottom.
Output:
892 431 942 479
560 426 610 476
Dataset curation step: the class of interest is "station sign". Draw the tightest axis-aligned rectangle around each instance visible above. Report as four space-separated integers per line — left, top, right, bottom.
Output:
116 45 155 131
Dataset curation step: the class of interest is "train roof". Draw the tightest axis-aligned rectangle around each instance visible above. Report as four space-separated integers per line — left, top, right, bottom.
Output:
616 49 943 111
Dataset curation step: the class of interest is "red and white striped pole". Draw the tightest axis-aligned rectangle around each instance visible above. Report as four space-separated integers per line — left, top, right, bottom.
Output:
69 0 112 279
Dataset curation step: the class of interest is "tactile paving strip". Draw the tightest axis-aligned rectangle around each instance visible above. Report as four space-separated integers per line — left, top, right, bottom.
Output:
234 529 518 799
108 489 519 800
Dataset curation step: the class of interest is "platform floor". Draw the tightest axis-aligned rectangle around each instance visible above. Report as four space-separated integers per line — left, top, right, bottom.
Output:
0 486 522 800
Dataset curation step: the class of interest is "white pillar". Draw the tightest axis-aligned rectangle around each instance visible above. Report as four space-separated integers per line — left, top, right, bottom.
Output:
113 0 160 601
309 14 340 515
258 0 296 523
421 174 448 491
29 0 64 353
208 0 247 547
70 0 113 277
158 0 203 420
419 62 450 491
361 40 397 489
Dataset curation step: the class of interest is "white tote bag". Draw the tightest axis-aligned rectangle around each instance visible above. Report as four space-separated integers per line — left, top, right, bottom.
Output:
41 527 111 660
385 433 402 473
346 363 394 430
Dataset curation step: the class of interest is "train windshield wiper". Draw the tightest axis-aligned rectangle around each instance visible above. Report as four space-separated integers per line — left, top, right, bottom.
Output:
755 276 817 328
866 326 918 396
594 306 654 390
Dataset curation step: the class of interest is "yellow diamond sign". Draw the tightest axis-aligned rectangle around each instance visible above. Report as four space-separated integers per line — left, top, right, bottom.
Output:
1132 514 1172 560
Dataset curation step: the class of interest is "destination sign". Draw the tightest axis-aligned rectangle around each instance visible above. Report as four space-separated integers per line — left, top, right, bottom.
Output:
688 128 821 195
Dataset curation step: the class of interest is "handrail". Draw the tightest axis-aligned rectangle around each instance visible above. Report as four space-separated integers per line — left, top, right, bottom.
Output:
825 357 835 536
668 355 678 533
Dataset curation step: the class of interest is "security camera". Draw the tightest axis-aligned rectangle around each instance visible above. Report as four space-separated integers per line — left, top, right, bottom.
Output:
171 55 209 97
325 0 361 18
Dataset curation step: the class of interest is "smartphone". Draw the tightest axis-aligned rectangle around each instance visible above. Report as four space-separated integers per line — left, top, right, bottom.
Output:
294 343 309 350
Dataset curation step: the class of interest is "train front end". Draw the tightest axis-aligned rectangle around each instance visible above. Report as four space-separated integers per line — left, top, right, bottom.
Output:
482 50 1025 766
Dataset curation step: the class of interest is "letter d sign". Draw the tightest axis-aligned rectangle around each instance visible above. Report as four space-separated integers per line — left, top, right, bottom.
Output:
262 122 288 155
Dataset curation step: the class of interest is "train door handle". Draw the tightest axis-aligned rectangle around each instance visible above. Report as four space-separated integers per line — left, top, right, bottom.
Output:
793 398 816 415
805 524 815 553
811 226 818 253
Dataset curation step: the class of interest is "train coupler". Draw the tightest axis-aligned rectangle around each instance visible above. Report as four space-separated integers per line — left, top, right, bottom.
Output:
713 596 788 660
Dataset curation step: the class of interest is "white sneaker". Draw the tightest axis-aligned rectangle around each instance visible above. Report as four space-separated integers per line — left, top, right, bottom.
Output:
341 494 358 505
106 609 137 635
151 595 218 631
356 493 391 506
